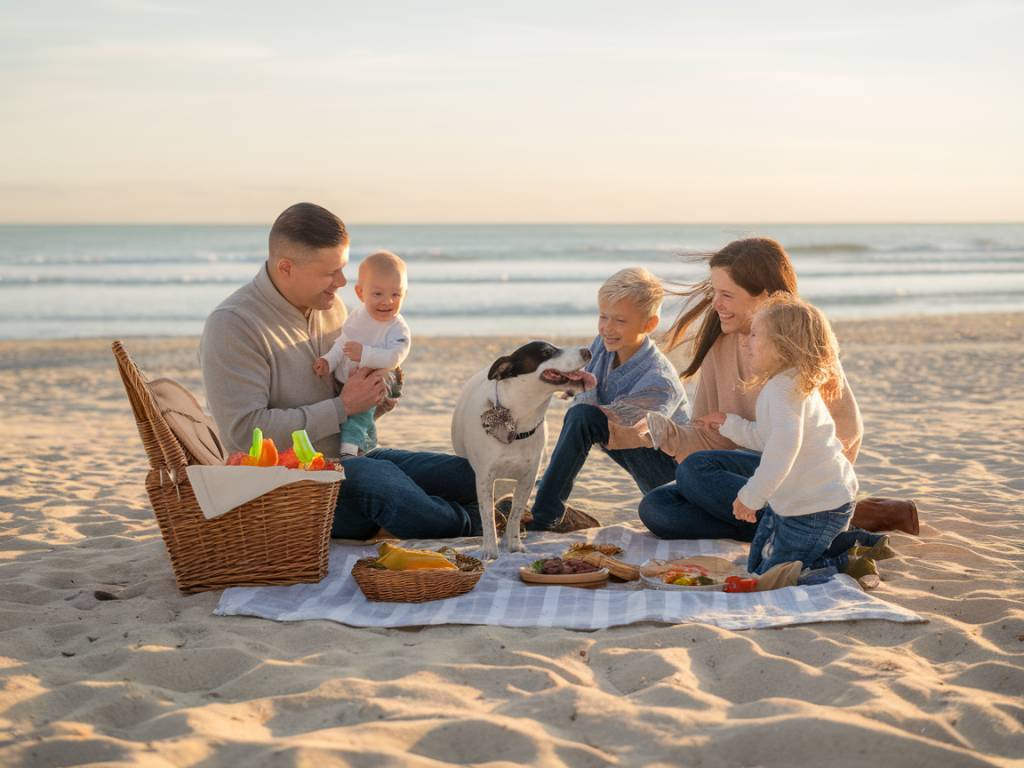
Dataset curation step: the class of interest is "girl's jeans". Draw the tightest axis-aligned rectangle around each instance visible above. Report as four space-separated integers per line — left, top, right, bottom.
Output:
747 502 855 575
640 450 880 567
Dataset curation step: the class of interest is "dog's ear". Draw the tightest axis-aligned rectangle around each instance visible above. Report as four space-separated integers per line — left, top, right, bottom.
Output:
488 356 515 380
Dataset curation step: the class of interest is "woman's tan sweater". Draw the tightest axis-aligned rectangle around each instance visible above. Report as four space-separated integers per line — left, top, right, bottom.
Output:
658 332 863 464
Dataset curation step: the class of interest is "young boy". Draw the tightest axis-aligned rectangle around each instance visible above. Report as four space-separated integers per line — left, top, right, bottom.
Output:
314 250 411 457
527 266 689 532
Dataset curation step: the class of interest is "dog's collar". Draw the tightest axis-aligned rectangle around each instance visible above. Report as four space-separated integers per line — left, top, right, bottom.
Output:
511 423 540 441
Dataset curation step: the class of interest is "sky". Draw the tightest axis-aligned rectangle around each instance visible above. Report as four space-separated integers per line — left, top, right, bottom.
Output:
1 1 1021 223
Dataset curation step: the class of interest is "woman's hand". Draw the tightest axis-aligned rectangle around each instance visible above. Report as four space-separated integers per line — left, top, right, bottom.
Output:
637 412 672 451
693 411 726 433
732 497 757 523
605 417 653 450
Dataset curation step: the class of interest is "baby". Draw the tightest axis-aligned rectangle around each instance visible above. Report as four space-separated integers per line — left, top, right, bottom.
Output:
314 250 411 457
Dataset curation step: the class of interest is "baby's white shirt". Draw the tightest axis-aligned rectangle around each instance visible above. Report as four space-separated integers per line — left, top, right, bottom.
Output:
719 371 858 517
322 305 411 384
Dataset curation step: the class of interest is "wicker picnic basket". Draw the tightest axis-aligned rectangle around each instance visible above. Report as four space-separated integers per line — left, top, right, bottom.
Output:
351 550 484 603
112 340 341 593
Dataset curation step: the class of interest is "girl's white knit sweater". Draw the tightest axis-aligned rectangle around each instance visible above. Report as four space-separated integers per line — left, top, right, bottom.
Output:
719 371 858 517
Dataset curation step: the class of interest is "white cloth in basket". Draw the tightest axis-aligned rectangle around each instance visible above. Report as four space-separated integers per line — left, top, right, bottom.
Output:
185 465 344 520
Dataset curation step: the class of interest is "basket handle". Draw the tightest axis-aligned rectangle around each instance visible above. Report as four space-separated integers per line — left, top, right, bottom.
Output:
111 340 190 478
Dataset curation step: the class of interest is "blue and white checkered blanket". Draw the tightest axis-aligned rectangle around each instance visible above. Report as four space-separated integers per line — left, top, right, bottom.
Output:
214 524 923 631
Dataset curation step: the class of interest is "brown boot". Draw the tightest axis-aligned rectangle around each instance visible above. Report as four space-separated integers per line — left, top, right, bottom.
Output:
850 535 897 561
851 497 920 535
844 555 881 590
550 504 601 533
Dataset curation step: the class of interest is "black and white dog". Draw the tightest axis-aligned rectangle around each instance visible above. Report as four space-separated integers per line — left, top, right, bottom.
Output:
452 341 594 558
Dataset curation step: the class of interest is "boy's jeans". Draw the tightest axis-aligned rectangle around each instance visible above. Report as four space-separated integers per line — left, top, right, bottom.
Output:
331 448 481 540
530 404 677 530
747 502 855 575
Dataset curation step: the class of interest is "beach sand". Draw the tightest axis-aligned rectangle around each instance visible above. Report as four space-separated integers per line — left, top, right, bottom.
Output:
1 313 1022 767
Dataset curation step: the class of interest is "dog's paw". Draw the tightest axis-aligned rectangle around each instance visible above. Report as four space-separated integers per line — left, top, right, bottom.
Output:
506 538 526 554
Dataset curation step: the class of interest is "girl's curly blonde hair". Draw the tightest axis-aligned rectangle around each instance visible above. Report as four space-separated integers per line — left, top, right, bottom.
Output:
746 294 843 403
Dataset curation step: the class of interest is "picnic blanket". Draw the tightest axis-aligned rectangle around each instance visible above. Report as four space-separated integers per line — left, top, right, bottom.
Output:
214 523 924 630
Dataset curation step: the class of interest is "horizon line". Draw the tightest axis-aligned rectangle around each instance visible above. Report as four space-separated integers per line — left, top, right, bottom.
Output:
1 220 1022 227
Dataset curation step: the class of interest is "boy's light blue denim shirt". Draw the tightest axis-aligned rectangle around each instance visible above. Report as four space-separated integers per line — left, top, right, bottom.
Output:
572 335 690 426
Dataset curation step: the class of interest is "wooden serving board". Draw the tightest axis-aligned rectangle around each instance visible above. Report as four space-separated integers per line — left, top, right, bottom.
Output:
519 567 609 587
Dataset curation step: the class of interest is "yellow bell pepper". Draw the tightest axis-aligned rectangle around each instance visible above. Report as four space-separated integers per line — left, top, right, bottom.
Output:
375 542 457 571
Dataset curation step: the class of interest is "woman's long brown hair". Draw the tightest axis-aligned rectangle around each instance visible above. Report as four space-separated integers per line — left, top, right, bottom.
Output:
665 237 799 379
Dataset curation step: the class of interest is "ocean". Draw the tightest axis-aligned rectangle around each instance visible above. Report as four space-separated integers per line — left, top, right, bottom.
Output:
0 223 1021 340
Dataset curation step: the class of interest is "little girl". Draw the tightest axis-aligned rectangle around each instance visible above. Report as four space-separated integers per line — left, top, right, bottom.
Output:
648 294 884 578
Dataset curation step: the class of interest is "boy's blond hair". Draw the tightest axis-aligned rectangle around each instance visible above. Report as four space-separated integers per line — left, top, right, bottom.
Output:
359 250 407 285
598 267 664 319
746 293 843 403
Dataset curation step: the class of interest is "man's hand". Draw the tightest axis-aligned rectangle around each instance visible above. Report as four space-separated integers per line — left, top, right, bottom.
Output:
693 411 727 433
340 367 386 415
343 341 363 362
732 497 757 523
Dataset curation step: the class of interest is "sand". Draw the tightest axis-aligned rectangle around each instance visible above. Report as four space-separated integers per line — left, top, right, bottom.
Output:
1 312 1022 767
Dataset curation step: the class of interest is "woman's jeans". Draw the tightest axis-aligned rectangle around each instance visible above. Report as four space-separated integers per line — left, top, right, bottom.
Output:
639 450 882 562
331 448 482 540
530 404 678 530
639 450 763 541
747 502 854 575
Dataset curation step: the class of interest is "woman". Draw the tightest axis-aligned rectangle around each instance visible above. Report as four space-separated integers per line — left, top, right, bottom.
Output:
607 237 864 541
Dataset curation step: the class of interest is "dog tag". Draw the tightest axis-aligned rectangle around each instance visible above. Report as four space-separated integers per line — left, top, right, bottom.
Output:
481 401 518 444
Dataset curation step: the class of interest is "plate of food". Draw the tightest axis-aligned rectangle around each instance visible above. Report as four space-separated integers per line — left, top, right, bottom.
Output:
519 557 609 586
639 562 723 591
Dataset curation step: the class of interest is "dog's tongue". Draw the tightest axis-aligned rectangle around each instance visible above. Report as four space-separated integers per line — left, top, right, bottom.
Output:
564 371 583 380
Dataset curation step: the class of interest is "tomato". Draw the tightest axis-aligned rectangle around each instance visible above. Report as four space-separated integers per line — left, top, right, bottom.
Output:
724 576 758 593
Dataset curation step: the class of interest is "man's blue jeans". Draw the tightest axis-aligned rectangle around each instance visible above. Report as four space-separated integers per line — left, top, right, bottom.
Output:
640 449 881 556
530 404 677 530
331 448 481 540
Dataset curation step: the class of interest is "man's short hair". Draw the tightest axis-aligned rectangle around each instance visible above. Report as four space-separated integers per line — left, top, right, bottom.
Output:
269 203 348 252
598 267 664 319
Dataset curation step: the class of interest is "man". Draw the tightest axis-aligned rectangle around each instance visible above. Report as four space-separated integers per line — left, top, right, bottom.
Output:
200 202 481 539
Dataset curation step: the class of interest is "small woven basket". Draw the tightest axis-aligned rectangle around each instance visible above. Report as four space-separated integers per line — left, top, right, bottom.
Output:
352 551 484 603
113 341 340 593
